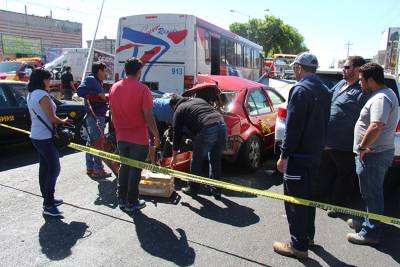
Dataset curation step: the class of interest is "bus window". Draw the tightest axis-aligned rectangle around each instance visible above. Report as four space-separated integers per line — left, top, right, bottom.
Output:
236 43 242 67
220 39 226 65
254 52 260 69
244 47 251 68
226 40 235 66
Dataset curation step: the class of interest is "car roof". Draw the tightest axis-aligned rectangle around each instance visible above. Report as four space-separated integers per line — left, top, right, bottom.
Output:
197 75 266 91
317 68 396 79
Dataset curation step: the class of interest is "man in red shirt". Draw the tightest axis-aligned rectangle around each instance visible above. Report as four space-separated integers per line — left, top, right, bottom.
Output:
109 58 160 212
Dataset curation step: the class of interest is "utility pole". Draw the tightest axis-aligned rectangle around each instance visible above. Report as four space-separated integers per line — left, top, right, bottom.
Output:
345 40 353 58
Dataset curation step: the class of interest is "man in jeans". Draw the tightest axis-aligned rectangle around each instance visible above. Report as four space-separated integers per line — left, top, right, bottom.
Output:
318 56 369 217
60 66 76 101
77 62 110 179
170 95 227 199
109 58 160 212
347 63 398 245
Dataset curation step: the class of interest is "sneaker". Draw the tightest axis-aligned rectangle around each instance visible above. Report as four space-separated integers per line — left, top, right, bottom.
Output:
182 186 198 197
43 199 63 208
90 169 112 179
43 206 64 217
346 232 380 246
347 219 362 232
273 242 308 259
125 199 146 212
118 198 126 209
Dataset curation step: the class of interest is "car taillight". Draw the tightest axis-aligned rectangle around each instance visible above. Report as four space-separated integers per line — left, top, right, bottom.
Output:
396 120 400 133
115 73 120 82
184 75 194 89
277 107 287 120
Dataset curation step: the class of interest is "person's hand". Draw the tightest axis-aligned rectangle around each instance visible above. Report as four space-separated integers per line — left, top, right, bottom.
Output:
277 158 288 174
171 155 177 169
359 147 373 163
154 135 161 149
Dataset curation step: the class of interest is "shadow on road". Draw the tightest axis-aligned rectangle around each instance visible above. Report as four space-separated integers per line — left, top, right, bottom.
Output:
375 224 400 265
94 178 118 209
310 245 356 266
181 195 260 227
0 144 79 172
131 212 195 266
39 217 89 261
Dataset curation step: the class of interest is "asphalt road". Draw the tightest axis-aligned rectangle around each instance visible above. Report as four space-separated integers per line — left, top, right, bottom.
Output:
0 144 399 267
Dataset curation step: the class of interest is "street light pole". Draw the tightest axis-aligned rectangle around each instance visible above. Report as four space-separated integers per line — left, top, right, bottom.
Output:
230 9 251 39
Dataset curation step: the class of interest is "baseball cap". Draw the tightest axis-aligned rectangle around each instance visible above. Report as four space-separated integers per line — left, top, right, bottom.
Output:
290 52 319 68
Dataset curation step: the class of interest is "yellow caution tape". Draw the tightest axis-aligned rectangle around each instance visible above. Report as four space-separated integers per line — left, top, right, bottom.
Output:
1 122 400 226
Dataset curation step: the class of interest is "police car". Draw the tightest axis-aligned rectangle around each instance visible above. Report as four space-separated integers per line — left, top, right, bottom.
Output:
0 80 87 146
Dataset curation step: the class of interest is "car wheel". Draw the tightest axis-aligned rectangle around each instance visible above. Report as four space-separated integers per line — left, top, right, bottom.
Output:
74 120 88 144
240 135 261 171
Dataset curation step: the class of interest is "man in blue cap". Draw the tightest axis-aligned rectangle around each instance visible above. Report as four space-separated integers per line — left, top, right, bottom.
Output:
274 52 331 258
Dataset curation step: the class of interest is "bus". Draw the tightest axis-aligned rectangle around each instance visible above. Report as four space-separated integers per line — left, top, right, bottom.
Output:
115 14 263 94
273 54 296 78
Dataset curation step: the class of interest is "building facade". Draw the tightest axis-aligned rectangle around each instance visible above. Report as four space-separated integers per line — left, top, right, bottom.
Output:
0 9 82 61
86 36 115 54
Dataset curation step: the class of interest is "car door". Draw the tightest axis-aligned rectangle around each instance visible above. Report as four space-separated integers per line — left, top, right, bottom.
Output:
6 83 31 131
246 88 276 149
0 84 29 144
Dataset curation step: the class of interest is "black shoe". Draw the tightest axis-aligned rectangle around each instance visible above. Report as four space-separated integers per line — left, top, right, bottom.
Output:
210 187 222 200
182 186 198 196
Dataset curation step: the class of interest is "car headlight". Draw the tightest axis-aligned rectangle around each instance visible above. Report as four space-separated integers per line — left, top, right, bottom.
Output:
69 111 77 118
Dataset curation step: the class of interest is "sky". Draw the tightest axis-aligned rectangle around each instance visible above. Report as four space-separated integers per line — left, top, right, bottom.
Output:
1 0 400 67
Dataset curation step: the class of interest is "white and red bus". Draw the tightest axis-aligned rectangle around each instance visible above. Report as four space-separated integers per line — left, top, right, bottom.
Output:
115 14 263 94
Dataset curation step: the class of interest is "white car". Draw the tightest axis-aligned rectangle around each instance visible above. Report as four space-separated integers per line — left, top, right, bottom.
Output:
261 69 400 172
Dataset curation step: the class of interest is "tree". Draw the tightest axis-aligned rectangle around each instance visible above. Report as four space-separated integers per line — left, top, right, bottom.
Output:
230 16 308 57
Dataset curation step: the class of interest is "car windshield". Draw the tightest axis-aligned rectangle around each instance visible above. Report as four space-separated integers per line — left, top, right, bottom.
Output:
220 91 239 112
0 62 22 74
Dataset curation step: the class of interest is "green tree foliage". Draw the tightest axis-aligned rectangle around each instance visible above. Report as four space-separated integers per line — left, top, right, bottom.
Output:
230 16 308 57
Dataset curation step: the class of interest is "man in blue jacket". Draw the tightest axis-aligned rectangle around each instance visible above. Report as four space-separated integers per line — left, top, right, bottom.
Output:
318 56 369 217
274 53 331 259
77 62 110 179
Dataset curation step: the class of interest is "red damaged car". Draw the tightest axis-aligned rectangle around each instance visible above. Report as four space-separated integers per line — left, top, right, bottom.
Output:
182 75 285 170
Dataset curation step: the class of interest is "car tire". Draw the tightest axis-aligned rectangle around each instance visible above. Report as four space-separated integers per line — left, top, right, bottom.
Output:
74 120 88 144
240 135 262 171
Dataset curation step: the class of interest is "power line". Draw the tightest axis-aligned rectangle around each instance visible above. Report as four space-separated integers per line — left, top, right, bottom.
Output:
344 40 353 57
5 0 118 19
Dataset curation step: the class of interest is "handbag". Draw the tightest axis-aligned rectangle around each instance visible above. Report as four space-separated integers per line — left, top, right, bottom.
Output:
30 108 75 150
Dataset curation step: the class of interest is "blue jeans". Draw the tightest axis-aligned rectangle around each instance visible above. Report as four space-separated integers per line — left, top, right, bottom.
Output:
355 149 394 239
117 141 149 204
190 122 227 190
85 115 105 171
31 138 61 208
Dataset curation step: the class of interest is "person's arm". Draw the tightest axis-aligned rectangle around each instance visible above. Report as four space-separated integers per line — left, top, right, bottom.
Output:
39 96 68 125
59 81 64 96
143 108 160 148
277 87 309 173
69 74 76 91
171 111 184 168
